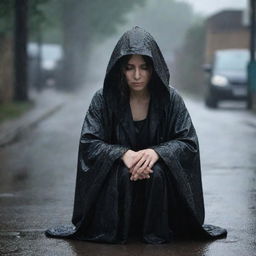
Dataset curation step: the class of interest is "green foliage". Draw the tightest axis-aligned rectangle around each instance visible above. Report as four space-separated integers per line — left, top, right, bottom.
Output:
0 0 51 37
60 0 146 43
0 101 33 123
0 0 14 35
29 0 62 43
29 0 51 31
57 0 147 89
29 0 147 44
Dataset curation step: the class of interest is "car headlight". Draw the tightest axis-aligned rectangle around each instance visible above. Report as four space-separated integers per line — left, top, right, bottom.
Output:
42 60 56 71
211 75 229 86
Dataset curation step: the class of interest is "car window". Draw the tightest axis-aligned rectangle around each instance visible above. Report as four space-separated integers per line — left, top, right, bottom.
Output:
42 45 62 61
215 50 249 72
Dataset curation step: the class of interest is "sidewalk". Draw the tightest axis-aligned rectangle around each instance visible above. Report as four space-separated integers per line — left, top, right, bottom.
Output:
0 88 69 147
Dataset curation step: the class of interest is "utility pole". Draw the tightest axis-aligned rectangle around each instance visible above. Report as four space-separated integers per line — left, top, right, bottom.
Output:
14 0 28 101
247 0 256 109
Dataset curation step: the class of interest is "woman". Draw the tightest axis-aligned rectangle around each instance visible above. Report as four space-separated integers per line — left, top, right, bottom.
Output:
46 26 227 244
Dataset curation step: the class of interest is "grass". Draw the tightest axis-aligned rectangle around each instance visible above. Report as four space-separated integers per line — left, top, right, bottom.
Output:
0 101 33 123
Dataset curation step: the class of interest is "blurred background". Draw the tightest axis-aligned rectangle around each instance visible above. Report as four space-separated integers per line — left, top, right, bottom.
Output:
0 0 255 109
0 1 256 255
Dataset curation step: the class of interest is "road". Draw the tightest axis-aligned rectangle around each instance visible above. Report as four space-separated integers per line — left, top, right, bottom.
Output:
0 89 255 256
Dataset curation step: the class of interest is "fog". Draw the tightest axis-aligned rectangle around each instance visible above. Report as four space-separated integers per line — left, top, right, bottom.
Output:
177 0 247 15
0 1 256 255
86 0 195 90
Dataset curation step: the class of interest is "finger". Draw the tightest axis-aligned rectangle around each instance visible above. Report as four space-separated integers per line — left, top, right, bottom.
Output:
130 166 137 175
137 173 146 180
135 172 147 181
144 173 150 179
130 164 139 174
141 172 150 179
145 167 153 174
140 167 152 174
137 165 149 176
132 158 152 177
137 167 151 178
144 174 150 179
140 158 151 172
127 158 139 171
149 157 159 169
138 175 144 180
148 161 153 169
133 156 148 173
134 155 146 168
133 151 146 165
133 173 139 181
135 166 151 178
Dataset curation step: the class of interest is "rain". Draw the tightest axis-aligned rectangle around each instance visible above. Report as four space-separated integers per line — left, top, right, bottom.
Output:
0 0 255 255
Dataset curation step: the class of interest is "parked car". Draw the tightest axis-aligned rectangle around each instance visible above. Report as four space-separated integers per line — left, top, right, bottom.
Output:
203 49 249 108
28 43 63 89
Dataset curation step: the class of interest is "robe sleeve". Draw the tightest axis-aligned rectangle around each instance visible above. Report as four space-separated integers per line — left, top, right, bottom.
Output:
150 90 228 239
79 90 129 172
151 90 199 171
72 90 129 226
150 90 205 224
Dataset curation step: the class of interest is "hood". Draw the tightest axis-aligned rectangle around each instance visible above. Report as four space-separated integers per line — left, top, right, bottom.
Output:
103 26 171 98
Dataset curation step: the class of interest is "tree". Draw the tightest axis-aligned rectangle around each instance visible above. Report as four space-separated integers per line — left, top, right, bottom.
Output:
27 0 195 91
0 0 15 103
14 0 28 101
0 0 50 102
59 0 146 90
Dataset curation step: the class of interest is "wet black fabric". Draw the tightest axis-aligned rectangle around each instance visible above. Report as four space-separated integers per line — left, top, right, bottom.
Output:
45 26 227 243
133 117 149 150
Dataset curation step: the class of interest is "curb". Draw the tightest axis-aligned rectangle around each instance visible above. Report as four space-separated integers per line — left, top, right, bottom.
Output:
0 101 64 148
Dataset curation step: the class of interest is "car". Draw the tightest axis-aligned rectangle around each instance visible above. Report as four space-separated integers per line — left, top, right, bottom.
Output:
28 43 63 89
203 49 249 108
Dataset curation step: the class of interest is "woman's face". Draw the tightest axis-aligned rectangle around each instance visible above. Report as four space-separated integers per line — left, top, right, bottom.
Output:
122 55 152 93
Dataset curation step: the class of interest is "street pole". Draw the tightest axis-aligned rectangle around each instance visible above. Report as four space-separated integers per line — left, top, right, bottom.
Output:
14 0 28 101
250 0 255 61
247 0 256 109
36 24 43 91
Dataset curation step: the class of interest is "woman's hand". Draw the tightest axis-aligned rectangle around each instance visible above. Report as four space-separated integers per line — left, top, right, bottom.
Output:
130 149 159 181
121 149 140 169
130 166 152 181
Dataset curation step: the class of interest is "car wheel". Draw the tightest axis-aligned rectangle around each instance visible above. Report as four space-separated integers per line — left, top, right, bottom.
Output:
205 95 218 108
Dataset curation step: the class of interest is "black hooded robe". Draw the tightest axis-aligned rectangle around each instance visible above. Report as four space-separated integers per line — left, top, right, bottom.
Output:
45 26 227 244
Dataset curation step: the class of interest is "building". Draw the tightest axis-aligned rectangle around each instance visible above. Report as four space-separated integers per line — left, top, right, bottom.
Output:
204 10 249 64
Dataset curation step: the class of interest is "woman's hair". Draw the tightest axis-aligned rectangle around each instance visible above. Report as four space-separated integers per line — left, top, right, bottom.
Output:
118 54 154 99
104 54 169 114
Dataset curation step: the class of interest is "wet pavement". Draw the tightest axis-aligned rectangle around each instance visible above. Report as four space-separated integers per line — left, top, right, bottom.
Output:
0 88 255 255
0 88 69 147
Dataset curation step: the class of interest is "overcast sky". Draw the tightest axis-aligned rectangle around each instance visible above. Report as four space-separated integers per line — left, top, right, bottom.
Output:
177 0 248 16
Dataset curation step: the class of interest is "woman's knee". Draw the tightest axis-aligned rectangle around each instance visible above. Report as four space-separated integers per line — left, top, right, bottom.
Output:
118 163 130 184
150 162 165 181
145 162 166 195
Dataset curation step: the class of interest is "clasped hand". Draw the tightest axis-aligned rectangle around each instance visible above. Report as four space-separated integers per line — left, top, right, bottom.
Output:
121 149 159 181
